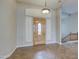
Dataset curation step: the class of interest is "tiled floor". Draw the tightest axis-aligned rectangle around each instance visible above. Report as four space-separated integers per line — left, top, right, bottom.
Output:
7 44 78 59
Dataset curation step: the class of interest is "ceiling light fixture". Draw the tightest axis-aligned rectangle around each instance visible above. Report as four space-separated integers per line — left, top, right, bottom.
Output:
42 0 50 14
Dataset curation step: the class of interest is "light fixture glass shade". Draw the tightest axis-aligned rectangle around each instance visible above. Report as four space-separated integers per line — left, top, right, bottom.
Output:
42 8 50 14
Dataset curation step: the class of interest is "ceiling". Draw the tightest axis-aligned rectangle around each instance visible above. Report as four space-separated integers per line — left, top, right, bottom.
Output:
16 0 58 9
25 8 51 18
62 0 78 14
16 0 78 17
61 0 78 19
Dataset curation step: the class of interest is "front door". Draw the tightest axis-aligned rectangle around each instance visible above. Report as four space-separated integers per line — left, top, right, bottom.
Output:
33 17 46 45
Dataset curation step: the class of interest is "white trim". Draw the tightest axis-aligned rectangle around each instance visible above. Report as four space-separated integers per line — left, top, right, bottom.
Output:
16 43 33 48
55 41 62 45
59 41 62 45
1 47 16 59
0 43 33 59
46 40 57 44
0 41 60 59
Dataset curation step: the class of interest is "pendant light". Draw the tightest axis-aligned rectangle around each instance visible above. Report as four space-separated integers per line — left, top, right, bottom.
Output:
42 0 50 14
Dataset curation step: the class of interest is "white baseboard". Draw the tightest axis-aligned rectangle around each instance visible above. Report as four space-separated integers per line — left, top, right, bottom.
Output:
0 41 61 59
0 43 33 59
1 47 16 59
17 41 58 48
16 43 33 48
46 40 57 44
56 42 62 45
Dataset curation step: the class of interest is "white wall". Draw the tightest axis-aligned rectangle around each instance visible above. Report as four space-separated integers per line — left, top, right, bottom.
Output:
61 13 78 38
46 11 57 44
16 15 33 47
16 3 57 47
16 3 33 47
46 18 57 44
0 0 16 58
54 9 61 44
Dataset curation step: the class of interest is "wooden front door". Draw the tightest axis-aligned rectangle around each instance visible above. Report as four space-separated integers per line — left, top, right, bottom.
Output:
33 17 46 45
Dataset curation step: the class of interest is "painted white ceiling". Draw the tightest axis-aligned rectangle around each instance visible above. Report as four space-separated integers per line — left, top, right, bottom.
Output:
25 8 51 18
61 0 78 19
16 0 58 9
17 0 78 17
62 0 78 14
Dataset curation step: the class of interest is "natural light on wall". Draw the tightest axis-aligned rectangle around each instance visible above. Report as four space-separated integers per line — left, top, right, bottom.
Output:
38 23 41 35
